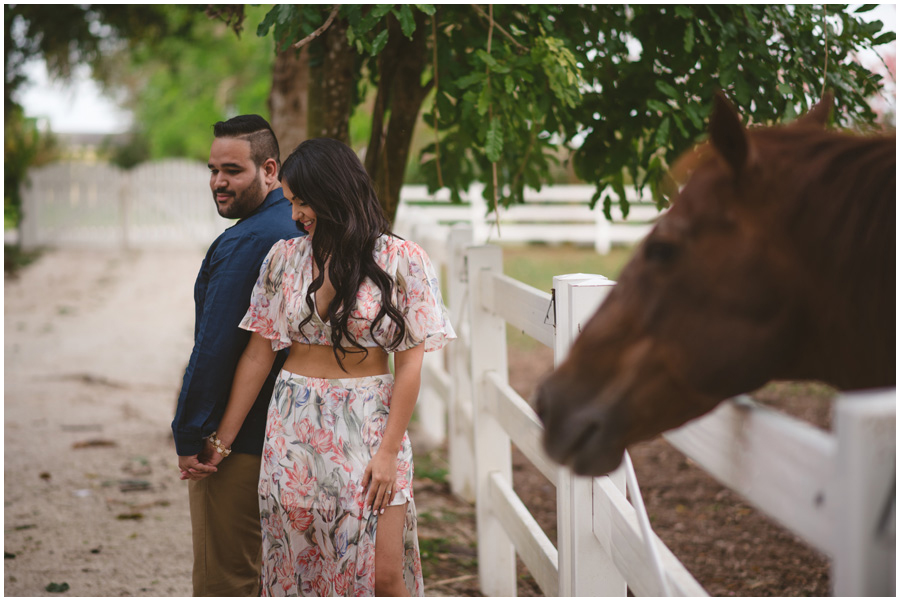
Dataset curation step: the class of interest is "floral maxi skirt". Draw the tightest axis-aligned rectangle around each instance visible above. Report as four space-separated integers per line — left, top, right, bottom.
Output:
259 370 424 596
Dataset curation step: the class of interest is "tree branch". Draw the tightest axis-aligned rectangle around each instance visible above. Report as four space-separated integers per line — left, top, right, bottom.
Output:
292 5 340 49
470 4 527 52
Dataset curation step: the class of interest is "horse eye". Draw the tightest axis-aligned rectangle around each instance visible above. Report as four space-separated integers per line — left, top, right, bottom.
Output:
644 240 679 264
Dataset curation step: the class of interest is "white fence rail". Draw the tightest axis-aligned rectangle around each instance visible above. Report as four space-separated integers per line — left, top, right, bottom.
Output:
410 223 895 597
17 161 662 253
19 160 229 250
396 183 661 254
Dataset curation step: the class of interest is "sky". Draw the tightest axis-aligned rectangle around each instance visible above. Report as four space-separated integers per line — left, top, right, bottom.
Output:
16 4 897 135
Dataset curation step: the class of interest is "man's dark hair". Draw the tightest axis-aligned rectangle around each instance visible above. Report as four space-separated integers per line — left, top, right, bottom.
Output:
213 114 280 171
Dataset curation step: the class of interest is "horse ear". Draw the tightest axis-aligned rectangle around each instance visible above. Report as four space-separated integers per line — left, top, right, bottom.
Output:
709 91 748 176
795 91 834 128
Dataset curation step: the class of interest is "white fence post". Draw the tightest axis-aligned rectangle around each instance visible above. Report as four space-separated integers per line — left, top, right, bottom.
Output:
467 245 516 596
447 225 476 502
469 183 490 244
553 274 625 596
831 389 896 596
594 208 612 254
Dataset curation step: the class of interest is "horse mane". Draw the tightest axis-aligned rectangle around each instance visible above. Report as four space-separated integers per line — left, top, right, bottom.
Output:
671 123 895 284
757 125 895 281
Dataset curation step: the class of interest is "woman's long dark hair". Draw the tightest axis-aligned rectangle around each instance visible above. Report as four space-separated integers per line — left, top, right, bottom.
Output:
279 138 407 370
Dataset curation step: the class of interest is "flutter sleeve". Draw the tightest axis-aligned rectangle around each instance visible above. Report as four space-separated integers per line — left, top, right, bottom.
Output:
239 239 294 351
389 241 457 352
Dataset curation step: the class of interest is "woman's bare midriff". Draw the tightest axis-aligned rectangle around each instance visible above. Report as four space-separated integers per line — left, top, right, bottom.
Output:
282 342 390 379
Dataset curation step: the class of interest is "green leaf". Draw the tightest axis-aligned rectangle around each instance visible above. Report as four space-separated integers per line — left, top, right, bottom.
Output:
476 50 510 74
476 83 491 116
654 117 671 148
655 80 679 100
455 72 485 89
873 31 896 45
683 22 695 53
485 117 504 162
674 6 692 19
734 77 750 107
776 82 793 96
684 103 704 130
371 29 389 56
647 99 668 114
853 4 879 13
671 113 689 138
394 4 416 39
415 4 436 16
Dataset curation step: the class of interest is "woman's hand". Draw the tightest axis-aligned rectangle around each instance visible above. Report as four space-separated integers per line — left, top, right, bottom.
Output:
362 449 398 515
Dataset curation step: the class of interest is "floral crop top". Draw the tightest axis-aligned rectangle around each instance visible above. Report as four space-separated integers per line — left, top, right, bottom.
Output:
239 234 456 353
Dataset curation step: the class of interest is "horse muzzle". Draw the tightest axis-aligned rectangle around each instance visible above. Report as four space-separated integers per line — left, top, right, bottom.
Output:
533 377 628 477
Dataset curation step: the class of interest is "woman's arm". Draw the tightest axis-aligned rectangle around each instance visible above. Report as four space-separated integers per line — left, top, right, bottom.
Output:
181 332 276 481
362 343 425 513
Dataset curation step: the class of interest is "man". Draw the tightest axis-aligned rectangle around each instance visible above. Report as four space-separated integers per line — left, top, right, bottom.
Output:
172 114 300 596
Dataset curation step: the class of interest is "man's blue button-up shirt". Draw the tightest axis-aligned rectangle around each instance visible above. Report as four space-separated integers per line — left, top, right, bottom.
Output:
172 188 301 456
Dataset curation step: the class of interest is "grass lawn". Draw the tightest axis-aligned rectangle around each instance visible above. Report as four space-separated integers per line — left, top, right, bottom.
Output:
500 243 636 350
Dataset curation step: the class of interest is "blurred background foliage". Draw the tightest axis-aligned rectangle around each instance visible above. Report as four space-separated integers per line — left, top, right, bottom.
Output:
5 4 895 228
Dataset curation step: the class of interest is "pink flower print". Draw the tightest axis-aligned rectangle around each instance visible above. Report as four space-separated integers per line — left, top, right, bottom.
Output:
274 549 295 593
273 435 287 459
293 417 314 444
266 407 286 438
284 461 316 498
361 413 386 446
260 512 283 541
310 428 334 455
334 567 353 596
258 476 271 499
313 573 331 597
286 505 315 533
339 479 362 513
263 444 280 476
394 477 410 494
317 489 337 523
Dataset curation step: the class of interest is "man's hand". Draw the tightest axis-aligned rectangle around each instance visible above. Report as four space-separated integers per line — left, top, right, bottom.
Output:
178 451 218 482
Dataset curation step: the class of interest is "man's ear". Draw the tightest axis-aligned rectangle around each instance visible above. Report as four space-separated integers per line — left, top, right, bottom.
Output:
262 158 279 185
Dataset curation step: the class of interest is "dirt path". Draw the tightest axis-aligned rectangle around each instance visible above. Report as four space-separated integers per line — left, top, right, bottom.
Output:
5 248 205 596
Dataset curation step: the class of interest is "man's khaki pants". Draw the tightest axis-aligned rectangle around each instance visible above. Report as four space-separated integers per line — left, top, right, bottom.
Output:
188 453 262 596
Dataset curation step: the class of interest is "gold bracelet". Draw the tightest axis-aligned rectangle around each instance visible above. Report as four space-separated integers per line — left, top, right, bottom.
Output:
207 431 232 457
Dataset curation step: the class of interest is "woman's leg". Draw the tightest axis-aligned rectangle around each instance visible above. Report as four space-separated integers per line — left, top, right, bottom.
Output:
373 503 411 597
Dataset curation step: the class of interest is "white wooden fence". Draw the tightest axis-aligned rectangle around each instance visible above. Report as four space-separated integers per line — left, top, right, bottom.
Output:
396 183 661 254
17 161 660 253
19 160 229 250
410 223 896 597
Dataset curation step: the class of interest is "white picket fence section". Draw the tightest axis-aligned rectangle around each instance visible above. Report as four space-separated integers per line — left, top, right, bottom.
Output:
17 160 661 253
409 223 895 597
396 183 661 254
19 160 229 250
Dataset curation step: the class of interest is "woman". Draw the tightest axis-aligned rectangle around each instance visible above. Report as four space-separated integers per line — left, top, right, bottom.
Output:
204 138 455 596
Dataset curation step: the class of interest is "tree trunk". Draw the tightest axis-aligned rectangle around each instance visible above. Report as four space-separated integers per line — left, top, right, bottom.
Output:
364 13 432 223
307 17 355 144
268 46 309 162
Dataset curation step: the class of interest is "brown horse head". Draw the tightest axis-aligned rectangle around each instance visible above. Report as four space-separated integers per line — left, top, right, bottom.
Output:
536 93 896 476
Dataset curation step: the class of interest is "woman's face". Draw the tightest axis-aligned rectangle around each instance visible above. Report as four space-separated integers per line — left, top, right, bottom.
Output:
284 182 317 236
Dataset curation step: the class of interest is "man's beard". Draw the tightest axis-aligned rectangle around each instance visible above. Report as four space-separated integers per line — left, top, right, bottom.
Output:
213 175 265 219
